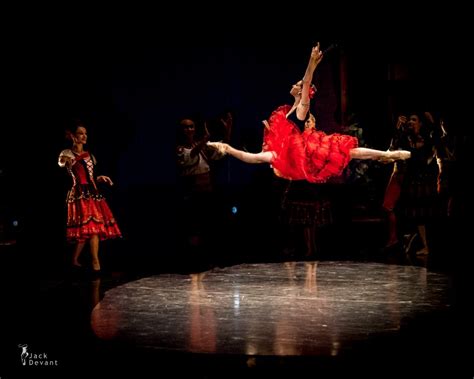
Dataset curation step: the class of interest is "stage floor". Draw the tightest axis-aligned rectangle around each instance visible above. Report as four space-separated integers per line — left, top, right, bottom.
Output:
92 261 451 357
6 260 471 378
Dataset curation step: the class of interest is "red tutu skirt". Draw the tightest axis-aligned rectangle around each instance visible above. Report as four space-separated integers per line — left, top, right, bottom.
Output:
66 184 122 242
263 105 358 183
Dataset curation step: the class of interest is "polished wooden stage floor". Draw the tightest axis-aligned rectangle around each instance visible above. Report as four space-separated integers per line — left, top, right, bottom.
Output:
5 259 472 378
92 261 451 357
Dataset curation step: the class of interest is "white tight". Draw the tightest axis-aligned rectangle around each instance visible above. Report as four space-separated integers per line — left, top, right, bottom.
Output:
212 143 410 164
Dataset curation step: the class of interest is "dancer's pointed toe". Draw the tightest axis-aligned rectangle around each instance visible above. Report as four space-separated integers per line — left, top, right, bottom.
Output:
207 141 227 155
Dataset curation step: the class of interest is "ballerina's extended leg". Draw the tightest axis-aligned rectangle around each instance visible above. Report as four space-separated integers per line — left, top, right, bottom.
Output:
350 147 411 161
207 142 274 164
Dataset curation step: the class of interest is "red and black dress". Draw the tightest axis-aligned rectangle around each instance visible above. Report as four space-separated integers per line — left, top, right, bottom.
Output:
59 149 122 242
263 105 358 183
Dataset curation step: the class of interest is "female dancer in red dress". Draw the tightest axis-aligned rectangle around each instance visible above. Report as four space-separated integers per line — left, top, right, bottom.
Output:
208 43 411 183
58 121 121 272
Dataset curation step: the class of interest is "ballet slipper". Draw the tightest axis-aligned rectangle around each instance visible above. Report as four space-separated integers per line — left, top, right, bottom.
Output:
207 141 227 155
389 150 411 160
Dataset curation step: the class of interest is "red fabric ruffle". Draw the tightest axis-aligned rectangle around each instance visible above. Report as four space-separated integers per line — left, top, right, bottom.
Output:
66 196 122 242
263 105 358 183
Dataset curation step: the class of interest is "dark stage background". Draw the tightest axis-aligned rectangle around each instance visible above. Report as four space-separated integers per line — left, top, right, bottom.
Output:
1 13 473 378
1 18 471 275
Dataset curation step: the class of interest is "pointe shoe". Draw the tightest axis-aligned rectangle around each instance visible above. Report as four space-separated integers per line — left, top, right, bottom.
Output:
207 141 227 155
91 262 101 272
389 150 411 160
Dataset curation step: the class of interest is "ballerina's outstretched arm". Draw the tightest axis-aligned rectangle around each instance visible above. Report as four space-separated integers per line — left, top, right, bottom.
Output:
295 43 323 121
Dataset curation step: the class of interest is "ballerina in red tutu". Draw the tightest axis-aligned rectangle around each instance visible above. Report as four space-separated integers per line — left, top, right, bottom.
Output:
208 43 411 183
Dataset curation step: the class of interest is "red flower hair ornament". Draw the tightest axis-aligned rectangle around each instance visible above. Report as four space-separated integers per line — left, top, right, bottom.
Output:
309 84 317 99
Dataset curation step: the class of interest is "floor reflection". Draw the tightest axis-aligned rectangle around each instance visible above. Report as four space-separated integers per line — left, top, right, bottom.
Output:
188 272 216 353
90 262 452 357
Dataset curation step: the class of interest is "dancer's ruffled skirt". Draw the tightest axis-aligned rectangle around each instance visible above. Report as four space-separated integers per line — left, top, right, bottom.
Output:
66 184 122 242
263 105 358 183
